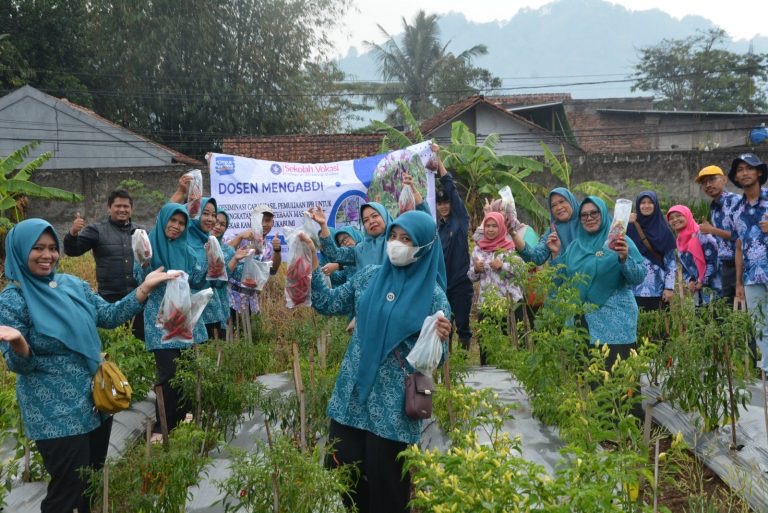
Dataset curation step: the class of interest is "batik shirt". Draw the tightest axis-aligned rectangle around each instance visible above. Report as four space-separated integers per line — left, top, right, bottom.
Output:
0 284 142 440
310 265 450 445
710 191 740 262
733 188 768 286
632 249 677 298
228 239 273 313
678 233 720 292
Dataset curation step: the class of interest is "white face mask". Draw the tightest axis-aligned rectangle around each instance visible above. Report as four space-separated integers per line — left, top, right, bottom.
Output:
387 240 420 267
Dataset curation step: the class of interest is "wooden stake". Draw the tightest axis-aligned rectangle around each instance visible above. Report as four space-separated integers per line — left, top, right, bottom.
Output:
292 343 307 451
722 338 739 450
194 344 202 424
154 384 169 446
145 417 152 461
442 359 456 428
652 438 659 513
102 462 109 513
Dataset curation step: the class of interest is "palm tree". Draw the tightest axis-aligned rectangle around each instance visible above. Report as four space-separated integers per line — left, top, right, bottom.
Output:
365 11 497 122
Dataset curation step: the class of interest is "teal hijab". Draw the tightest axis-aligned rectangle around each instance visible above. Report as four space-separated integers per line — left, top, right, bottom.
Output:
355 210 446 402
560 196 642 306
4 219 101 373
335 225 363 246
215 208 230 242
187 197 217 247
354 202 394 267
548 188 580 250
149 203 193 271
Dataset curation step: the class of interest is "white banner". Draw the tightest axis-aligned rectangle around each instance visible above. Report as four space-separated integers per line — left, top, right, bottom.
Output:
209 141 436 245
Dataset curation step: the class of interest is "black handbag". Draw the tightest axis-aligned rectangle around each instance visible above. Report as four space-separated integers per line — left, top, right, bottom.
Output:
395 350 434 420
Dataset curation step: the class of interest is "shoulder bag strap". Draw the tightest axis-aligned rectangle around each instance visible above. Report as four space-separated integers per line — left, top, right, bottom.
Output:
632 221 663 262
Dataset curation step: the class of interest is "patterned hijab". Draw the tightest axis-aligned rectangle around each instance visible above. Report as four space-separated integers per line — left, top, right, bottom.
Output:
355 210 446 402
4 219 102 373
667 205 706 281
626 191 676 268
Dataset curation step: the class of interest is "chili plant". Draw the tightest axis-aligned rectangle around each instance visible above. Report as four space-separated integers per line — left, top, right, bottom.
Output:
98 324 155 401
86 423 210 513
218 435 355 513
661 298 752 433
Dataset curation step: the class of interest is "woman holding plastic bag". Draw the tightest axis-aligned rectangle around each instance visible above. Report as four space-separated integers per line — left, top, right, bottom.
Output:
309 210 451 513
0 219 177 513
141 203 211 441
171 176 228 337
211 208 250 329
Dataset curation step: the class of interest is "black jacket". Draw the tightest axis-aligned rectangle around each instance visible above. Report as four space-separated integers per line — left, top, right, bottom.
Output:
437 173 471 290
63 217 142 298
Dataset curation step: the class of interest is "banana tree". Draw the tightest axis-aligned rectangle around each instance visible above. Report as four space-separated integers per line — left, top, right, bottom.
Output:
372 98 425 152
0 141 83 262
441 121 547 228
539 143 618 208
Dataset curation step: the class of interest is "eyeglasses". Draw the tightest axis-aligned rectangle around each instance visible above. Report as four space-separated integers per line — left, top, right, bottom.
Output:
336 234 352 245
580 210 601 221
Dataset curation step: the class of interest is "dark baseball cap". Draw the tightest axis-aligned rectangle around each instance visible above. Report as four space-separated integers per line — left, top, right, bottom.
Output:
436 189 450 203
728 153 767 187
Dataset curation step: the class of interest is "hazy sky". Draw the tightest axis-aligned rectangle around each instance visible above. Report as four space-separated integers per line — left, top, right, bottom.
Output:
331 0 767 56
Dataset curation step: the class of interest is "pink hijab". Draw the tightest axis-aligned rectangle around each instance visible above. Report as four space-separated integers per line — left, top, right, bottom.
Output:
477 212 515 251
667 205 706 281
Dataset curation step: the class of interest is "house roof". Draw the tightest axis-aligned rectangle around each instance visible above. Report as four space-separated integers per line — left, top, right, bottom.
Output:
419 95 580 150
597 108 768 117
0 85 202 167
223 133 385 162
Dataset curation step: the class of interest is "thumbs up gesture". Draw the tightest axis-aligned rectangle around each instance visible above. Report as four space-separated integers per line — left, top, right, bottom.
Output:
70 212 85 236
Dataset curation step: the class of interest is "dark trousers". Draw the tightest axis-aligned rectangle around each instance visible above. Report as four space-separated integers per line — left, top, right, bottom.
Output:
36 416 113 513
635 296 664 311
101 291 145 341
446 278 474 347
720 260 736 304
153 348 187 434
326 420 411 513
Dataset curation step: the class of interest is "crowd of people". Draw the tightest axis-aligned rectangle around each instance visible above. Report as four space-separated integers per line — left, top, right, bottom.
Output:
0 146 766 512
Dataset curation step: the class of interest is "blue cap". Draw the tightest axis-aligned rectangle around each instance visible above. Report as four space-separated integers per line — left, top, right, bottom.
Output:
728 153 767 187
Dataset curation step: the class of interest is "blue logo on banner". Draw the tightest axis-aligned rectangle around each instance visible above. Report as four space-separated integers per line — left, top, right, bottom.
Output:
270 163 282 175
215 156 235 175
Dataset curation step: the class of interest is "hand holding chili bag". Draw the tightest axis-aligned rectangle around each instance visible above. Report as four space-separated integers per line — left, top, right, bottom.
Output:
205 235 227 281
283 224 314 308
156 271 194 344
398 183 416 215
132 229 152 267
184 169 203 219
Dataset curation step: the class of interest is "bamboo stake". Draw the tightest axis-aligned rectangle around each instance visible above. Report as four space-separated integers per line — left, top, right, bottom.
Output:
102 462 109 513
442 358 456 428
292 343 307 451
23 443 30 482
722 338 739 450
522 302 533 351
652 437 660 513
145 417 152 461
194 344 202 424
762 370 768 447
264 419 280 513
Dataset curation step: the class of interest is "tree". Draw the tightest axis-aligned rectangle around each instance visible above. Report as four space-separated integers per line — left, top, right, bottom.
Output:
0 1 93 106
365 10 500 122
84 0 362 158
0 141 83 264
632 29 768 112
441 122 546 228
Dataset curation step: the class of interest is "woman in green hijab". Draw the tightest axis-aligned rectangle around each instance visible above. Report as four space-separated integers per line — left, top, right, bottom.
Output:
0 218 175 513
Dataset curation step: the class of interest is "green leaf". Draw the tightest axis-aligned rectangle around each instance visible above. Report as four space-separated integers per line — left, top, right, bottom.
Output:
3 180 83 202
1 141 38 178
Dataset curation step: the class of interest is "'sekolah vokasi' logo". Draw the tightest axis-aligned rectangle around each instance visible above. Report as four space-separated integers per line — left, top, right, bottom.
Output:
214 156 236 175
270 163 283 175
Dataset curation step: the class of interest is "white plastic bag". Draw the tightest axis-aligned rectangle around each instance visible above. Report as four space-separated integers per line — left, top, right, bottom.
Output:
406 310 445 375
241 254 271 291
283 217 316 308
251 208 264 254
156 271 194 344
132 229 152 267
498 185 519 231
398 183 416 214
205 235 227 281
184 169 203 219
